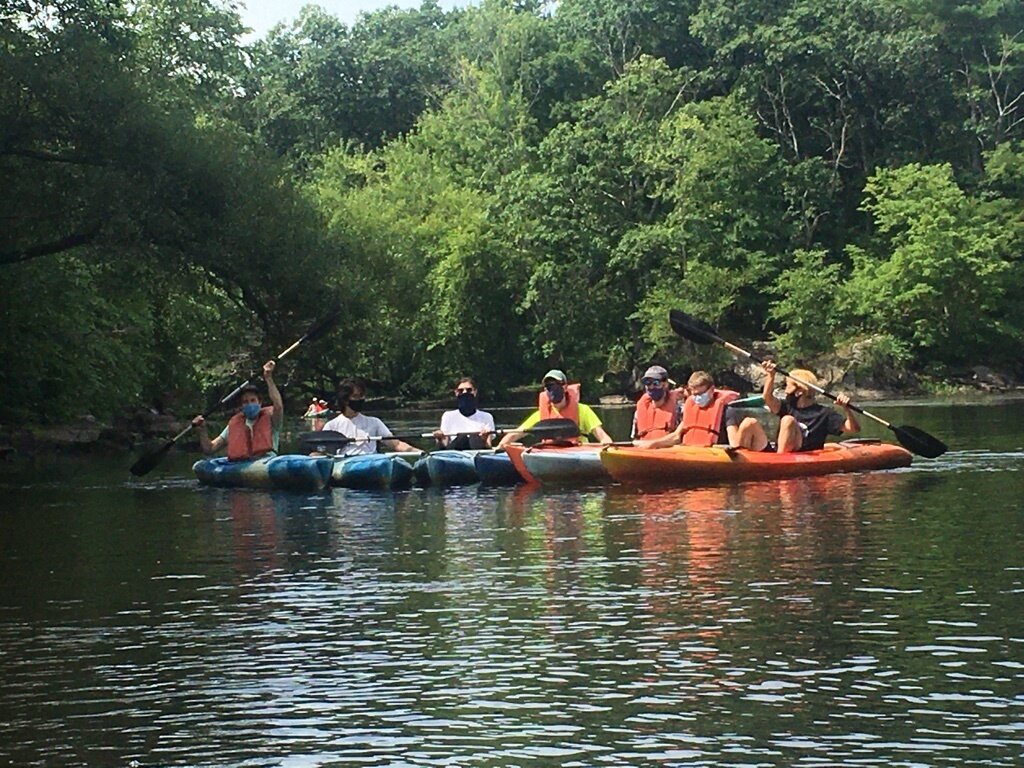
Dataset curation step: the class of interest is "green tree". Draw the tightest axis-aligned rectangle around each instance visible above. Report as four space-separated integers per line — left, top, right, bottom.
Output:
843 163 1018 366
1 2 351 421
311 62 537 395
243 1 457 164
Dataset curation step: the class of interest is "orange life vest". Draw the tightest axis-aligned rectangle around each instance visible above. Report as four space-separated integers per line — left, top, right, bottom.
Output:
538 383 581 445
226 406 275 461
634 389 682 439
681 389 739 446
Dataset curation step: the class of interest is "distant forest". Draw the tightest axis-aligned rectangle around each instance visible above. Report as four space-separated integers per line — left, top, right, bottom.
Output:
3 0 1023 423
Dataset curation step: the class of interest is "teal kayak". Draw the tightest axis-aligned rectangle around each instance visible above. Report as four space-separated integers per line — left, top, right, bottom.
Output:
473 451 522 485
506 443 609 485
413 449 485 487
331 452 418 490
193 455 333 491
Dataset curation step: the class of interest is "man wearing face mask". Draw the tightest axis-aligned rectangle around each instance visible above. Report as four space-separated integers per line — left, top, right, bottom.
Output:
192 360 284 460
433 377 495 449
629 366 684 440
321 377 419 456
496 369 613 448
634 370 739 448
733 361 859 452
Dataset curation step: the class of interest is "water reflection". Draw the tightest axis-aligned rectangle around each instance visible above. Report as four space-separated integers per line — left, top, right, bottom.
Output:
1 400 1023 766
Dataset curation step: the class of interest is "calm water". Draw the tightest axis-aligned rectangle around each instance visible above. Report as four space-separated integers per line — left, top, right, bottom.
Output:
1 398 1022 766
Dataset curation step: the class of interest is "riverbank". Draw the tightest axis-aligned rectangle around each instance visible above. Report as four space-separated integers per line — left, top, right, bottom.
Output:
2 371 1021 460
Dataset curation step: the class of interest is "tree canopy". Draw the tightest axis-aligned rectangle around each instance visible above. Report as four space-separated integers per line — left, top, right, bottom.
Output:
2 0 1023 424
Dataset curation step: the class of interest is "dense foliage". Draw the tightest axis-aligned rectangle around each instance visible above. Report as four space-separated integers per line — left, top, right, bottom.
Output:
3 0 1023 424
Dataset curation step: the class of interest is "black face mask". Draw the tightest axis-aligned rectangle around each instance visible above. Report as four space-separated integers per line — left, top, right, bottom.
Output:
785 392 802 409
546 384 565 404
456 392 477 416
347 399 365 413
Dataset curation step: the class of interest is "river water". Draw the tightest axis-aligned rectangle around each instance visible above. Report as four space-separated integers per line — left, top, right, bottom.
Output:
1 398 1022 766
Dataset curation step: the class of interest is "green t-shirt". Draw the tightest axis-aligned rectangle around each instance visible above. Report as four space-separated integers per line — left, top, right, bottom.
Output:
517 403 603 441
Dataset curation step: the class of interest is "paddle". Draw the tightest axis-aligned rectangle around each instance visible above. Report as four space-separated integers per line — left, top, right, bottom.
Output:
668 309 948 458
299 417 581 454
129 311 341 477
727 394 766 409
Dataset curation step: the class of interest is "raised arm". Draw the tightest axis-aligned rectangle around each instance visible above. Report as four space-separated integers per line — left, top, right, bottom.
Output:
761 360 781 414
263 360 284 428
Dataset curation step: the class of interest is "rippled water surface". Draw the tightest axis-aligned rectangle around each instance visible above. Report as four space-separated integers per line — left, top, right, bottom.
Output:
1 398 1022 766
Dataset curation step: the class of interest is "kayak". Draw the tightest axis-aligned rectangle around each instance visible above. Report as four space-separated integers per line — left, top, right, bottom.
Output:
504 443 609 485
193 454 333 491
600 440 913 485
331 452 419 490
473 451 522 485
412 449 480 487
728 394 765 409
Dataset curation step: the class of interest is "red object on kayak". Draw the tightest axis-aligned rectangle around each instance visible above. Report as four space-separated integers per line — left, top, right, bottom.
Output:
600 440 912 485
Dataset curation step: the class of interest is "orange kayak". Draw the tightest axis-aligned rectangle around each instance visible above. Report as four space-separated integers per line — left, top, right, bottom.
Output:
601 440 912 485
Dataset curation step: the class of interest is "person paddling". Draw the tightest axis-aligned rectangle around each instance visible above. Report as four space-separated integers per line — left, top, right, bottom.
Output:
497 369 613 448
733 361 859 452
192 360 283 461
432 377 495 449
303 398 328 417
321 377 418 456
634 370 739 448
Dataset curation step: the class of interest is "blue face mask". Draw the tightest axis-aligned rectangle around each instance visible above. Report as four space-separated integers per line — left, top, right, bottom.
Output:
241 402 261 420
646 386 665 402
546 384 565 404
692 390 713 408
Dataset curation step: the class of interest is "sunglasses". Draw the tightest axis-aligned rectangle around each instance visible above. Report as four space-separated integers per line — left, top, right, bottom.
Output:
456 387 475 394
642 378 665 387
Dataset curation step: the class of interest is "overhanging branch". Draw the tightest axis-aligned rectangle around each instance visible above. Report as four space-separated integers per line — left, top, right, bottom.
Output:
0 227 101 266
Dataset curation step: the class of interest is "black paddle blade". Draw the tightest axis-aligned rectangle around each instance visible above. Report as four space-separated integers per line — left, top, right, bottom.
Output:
669 310 723 346
301 309 342 344
527 418 580 440
298 430 352 454
892 424 947 459
129 439 174 477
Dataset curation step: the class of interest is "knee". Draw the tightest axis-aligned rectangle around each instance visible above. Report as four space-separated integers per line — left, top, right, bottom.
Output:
738 417 759 432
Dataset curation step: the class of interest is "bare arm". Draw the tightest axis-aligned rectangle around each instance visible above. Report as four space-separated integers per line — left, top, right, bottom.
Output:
191 416 225 455
835 393 860 434
497 429 525 449
761 361 781 414
263 360 284 428
383 438 419 453
591 425 613 445
634 421 684 449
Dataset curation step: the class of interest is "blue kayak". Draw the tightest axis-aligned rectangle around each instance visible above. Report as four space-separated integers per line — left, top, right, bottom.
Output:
193 455 333 491
473 451 522 485
413 449 487 486
331 452 418 490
